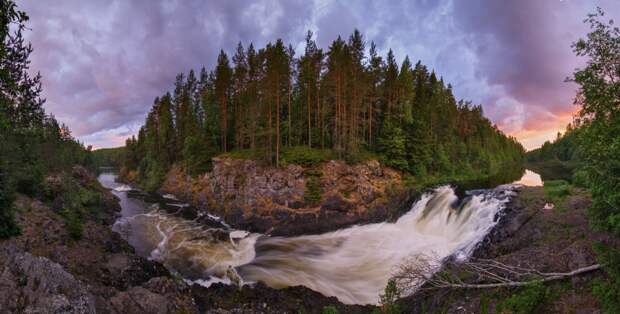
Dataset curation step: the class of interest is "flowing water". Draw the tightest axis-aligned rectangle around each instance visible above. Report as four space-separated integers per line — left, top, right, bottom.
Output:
98 171 532 305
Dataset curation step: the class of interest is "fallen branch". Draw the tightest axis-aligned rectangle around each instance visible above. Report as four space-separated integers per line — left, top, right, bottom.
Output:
393 254 602 292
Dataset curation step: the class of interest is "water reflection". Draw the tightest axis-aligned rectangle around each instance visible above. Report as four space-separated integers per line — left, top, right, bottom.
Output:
512 169 543 186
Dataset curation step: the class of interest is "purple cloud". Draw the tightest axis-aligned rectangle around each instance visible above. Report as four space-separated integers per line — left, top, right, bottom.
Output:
17 0 620 149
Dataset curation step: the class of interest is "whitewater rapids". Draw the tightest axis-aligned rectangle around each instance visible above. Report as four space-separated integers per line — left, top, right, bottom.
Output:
102 172 514 305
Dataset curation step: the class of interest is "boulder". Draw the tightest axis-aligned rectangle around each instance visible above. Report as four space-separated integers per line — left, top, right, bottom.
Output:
0 246 96 313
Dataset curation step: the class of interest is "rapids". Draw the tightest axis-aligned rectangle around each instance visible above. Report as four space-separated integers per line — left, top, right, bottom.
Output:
98 172 516 305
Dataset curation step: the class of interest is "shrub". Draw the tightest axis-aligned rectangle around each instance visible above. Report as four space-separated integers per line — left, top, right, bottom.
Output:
281 146 335 167
0 206 20 238
377 278 401 314
571 169 590 188
62 207 84 240
304 172 322 206
498 281 551 314
592 243 620 313
543 180 571 208
321 305 339 314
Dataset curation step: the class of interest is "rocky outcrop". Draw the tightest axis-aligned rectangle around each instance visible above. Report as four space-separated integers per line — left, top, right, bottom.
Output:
0 171 198 314
161 158 414 236
0 245 96 313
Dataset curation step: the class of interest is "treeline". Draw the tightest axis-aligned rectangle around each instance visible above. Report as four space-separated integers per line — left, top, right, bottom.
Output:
122 30 524 190
91 147 125 169
527 124 581 163
526 124 583 182
0 1 93 237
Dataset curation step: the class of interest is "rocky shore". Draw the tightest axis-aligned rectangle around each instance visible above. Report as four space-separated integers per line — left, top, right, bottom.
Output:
158 158 418 237
400 186 610 313
0 166 373 313
2 164 607 313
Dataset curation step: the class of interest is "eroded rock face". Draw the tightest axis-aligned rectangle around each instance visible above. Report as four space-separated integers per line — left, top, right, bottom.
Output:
160 158 410 236
0 246 96 314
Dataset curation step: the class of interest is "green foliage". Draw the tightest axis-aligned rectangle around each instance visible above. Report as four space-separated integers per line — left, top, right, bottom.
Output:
281 146 335 167
61 207 84 240
378 120 408 171
497 281 552 314
91 147 125 169
0 204 20 238
568 28 620 314
592 244 620 314
45 172 106 240
304 171 322 205
183 134 215 176
570 8 620 237
377 279 401 314
320 305 339 314
571 169 590 188
220 149 262 160
0 0 96 238
543 180 571 208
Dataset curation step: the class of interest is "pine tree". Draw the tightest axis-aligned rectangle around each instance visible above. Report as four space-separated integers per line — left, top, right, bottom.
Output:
214 50 232 152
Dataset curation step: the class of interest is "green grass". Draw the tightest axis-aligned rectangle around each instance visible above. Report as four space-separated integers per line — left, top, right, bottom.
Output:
496 281 553 314
543 180 571 211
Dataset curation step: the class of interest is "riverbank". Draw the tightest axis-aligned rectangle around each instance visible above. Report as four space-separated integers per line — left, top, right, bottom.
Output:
0 167 197 313
121 157 523 237
3 165 598 313
125 157 418 237
400 185 614 313
0 166 375 313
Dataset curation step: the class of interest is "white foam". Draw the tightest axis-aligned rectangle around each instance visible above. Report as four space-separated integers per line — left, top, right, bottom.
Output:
113 184 132 192
237 185 511 305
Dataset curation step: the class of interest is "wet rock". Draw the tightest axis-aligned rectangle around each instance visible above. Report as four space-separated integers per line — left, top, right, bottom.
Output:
321 194 351 212
272 208 291 221
192 282 373 314
109 286 170 314
103 254 170 290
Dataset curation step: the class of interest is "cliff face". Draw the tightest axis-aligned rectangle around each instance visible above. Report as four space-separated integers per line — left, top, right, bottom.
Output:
160 158 416 236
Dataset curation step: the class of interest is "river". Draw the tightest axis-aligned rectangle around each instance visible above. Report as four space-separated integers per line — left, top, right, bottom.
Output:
97 170 540 305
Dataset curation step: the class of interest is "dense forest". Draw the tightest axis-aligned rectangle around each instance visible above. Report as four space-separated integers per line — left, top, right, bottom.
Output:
122 31 524 190
0 1 93 237
526 124 583 182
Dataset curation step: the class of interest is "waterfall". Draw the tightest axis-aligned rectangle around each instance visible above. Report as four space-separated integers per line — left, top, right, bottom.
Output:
102 171 514 305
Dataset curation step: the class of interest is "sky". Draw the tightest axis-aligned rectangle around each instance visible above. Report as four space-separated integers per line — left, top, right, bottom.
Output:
17 0 620 150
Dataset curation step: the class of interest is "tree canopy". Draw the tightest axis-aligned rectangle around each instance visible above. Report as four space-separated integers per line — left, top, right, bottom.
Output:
122 30 524 190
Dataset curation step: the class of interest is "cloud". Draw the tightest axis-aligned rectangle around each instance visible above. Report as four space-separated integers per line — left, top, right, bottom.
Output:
451 0 620 148
19 0 315 148
17 0 620 150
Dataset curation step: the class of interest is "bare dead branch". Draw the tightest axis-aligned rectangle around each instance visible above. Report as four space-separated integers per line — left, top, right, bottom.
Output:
393 254 602 293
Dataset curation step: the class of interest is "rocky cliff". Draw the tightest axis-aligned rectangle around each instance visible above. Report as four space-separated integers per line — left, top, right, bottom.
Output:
160 157 417 236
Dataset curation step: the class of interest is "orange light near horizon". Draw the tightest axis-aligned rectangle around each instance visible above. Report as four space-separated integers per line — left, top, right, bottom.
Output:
507 106 580 151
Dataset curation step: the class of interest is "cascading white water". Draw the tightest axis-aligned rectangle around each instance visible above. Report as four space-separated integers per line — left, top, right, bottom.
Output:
101 172 514 305
238 185 512 304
